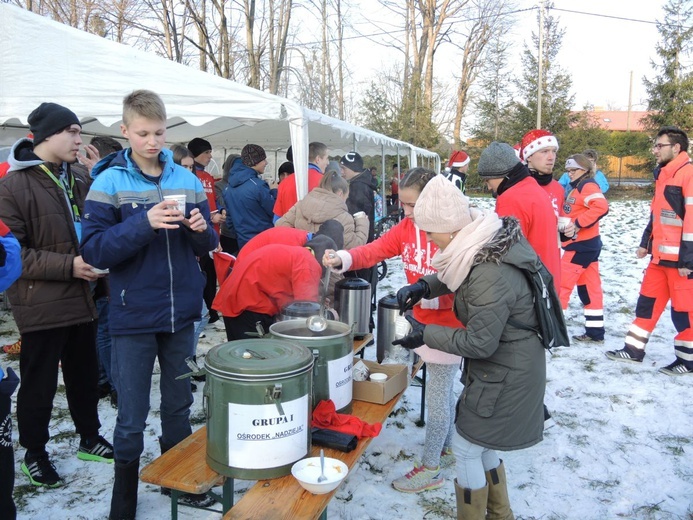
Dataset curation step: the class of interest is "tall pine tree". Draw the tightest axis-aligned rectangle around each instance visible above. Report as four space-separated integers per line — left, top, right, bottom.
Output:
507 1 575 141
642 0 693 133
471 36 517 145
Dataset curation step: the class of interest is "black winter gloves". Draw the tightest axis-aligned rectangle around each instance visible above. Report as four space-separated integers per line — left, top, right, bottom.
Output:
396 279 430 315
392 314 426 350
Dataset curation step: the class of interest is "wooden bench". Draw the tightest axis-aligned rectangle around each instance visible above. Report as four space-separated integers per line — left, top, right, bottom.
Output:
222 366 421 520
139 427 233 518
140 334 378 519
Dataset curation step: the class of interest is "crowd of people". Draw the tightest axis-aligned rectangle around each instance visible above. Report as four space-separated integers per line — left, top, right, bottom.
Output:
0 88 691 520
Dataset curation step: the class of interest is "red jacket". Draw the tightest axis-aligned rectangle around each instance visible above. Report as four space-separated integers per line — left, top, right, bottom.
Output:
196 168 218 232
648 152 693 268
236 227 309 263
344 217 461 364
542 179 565 218
213 244 321 317
273 165 323 217
495 176 561 285
561 178 609 252
347 218 460 328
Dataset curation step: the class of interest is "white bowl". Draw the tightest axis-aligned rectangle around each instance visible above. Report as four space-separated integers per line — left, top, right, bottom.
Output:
369 372 388 382
291 456 348 494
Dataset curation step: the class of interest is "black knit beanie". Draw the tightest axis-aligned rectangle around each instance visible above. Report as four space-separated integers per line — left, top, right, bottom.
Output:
188 138 212 158
241 144 267 167
316 219 344 250
28 103 81 146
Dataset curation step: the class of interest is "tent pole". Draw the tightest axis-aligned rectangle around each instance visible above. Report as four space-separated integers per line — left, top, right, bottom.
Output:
380 144 386 216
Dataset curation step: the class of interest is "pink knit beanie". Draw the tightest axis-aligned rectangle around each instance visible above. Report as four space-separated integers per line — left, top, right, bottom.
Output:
414 175 473 233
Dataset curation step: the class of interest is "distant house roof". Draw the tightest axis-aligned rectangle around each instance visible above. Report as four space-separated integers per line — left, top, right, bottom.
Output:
583 110 651 132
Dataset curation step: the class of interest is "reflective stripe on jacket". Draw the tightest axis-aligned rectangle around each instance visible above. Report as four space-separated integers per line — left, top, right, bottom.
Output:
649 153 693 268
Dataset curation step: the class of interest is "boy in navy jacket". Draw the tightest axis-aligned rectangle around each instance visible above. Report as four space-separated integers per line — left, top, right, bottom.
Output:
81 90 218 519
0 218 21 519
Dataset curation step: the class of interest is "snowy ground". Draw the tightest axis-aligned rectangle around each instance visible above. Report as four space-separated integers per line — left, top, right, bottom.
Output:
2 197 692 520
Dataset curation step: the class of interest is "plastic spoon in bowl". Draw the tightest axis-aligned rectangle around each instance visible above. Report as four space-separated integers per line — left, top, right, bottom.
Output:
318 449 327 483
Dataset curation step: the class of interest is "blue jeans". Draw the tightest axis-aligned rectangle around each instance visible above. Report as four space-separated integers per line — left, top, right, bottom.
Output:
192 300 210 356
111 325 195 463
452 432 501 489
95 296 112 387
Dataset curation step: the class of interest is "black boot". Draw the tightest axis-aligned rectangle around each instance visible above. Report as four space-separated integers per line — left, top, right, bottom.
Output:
158 437 216 508
109 458 139 520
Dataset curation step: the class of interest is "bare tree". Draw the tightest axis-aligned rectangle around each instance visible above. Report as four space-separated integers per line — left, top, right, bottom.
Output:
451 0 511 146
267 0 293 94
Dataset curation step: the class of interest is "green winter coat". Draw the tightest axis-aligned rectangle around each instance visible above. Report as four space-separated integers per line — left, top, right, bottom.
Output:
422 218 546 451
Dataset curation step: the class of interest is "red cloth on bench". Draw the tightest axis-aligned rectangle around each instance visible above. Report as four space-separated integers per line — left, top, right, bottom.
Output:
311 400 382 439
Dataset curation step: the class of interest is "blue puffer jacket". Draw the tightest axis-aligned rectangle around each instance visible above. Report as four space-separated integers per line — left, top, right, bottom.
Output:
81 148 218 335
223 158 275 248
0 225 21 293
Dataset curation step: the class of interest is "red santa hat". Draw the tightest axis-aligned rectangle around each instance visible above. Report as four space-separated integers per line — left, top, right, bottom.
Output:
519 129 559 163
512 143 521 158
447 150 470 169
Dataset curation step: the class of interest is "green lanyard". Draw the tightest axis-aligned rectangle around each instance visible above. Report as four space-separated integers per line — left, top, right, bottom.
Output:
39 164 81 220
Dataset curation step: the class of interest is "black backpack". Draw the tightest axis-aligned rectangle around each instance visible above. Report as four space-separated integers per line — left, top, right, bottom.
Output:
507 261 570 351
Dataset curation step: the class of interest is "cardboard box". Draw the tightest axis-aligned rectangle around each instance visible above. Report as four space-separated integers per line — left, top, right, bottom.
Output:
352 359 408 404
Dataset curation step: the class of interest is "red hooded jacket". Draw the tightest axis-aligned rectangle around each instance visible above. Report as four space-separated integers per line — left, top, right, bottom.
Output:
495 176 561 284
213 244 321 317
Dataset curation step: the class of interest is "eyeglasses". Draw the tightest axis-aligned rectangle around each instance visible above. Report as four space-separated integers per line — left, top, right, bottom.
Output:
652 143 674 151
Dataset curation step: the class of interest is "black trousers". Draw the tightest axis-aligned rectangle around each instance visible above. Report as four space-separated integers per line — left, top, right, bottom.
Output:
199 254 218 318
223 312 275 342
17 322 101 454
219 235 239 257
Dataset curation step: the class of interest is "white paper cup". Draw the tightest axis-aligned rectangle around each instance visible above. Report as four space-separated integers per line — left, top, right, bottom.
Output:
557 216 571 232
163 194 186 209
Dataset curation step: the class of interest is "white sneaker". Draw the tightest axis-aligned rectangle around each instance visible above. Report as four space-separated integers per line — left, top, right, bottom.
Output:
392 464 444 493
440 447 455 469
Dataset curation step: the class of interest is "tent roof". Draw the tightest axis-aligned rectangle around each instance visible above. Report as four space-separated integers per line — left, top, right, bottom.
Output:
0 4 438 162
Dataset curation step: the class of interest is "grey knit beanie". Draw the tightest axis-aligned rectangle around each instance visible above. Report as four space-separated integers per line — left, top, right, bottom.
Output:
477 142 521 179
414 175 473 233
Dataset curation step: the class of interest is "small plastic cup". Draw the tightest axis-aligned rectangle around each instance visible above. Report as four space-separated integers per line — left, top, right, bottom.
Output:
557 216 571 232
163 194 186 210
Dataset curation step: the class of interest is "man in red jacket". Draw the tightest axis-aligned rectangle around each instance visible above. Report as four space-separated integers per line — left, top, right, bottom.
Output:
273 142 329 219
520 129 564 219
477 141 562 428
188 137 223 323
213 221 344 340
477 142 561 286
607 126 693 375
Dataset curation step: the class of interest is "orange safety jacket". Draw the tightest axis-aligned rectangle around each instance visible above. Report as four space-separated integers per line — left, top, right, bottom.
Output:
643 152 693 269
561 178 609 251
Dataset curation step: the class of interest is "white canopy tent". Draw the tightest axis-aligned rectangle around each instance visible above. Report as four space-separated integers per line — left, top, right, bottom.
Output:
0 4 439 200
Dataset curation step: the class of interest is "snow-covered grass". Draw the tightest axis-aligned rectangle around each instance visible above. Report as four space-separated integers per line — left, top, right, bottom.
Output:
2 197 692 519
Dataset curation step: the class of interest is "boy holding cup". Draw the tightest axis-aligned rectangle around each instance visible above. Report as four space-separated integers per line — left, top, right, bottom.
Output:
80 90 218 519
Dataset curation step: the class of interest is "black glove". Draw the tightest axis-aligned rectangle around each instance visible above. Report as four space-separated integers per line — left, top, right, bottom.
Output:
396 279 430 315
392 314 426 350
